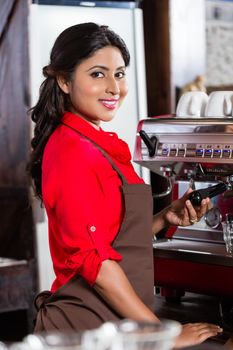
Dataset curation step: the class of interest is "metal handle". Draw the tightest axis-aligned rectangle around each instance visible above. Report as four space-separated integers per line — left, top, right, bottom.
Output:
189 182 228 206
139 130 157 157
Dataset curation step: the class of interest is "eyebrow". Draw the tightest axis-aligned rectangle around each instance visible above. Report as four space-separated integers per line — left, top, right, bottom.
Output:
86 65 126 72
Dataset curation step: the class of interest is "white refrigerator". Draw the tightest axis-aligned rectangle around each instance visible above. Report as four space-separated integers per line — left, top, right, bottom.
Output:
29 0 148 290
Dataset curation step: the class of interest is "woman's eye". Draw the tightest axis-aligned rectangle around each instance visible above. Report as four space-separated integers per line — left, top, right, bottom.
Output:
90 71 104 78
115 71 126 79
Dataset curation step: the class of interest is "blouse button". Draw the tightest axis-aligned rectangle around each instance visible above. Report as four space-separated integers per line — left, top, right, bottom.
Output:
90 225 96 232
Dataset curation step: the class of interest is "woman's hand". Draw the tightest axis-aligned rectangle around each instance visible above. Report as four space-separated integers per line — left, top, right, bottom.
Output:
175 323 222 348
164 187 211 227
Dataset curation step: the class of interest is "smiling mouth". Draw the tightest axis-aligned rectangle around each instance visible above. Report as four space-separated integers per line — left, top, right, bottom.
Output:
99 99 119 110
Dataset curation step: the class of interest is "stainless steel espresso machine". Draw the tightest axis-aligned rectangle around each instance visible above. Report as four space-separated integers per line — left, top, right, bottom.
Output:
133 92 233 302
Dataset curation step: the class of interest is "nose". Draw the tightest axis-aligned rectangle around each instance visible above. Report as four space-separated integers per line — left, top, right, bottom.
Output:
106 77 120 96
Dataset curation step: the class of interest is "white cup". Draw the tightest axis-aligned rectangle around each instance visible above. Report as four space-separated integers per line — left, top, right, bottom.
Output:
176 91 209 118
204 91 233 118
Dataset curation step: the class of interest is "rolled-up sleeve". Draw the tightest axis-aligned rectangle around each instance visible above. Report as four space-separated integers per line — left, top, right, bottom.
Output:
48 138 122 286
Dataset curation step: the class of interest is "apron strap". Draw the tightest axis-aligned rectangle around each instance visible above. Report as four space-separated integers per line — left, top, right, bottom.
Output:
61 122 129 185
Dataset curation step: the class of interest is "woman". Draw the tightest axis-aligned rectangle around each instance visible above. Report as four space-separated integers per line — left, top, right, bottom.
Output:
28 23 222 347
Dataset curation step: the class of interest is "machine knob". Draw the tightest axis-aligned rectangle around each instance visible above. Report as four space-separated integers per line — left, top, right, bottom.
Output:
189 182 227 206
160 165 173 177
139 130 157 157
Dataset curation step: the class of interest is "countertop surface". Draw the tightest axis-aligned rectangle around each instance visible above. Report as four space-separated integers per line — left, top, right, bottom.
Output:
153 239 233 266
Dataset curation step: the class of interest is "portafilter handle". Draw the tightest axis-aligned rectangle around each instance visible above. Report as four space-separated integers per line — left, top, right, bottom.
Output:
189 182 228 206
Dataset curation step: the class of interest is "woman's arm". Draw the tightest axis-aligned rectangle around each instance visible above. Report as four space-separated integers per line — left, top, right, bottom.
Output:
152 207 169 235
94 259 222 348
94 259 159 322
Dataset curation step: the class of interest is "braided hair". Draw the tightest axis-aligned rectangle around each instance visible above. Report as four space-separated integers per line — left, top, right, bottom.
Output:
27 23 130 200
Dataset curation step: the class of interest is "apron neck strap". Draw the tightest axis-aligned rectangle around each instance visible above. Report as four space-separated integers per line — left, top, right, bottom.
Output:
61 122 128 185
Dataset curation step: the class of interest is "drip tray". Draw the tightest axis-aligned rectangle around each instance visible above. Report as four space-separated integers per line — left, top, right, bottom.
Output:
153 238 233 266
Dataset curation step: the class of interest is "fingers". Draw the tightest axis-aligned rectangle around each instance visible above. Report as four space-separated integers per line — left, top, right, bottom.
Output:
175 323 223 348
197 197 211 220
184 322 222 333
185 200 199 223
185 197 211 224
190 323 222 343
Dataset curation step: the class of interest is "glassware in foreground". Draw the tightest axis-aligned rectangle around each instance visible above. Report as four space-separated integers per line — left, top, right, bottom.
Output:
109 319 181 350
9 319 181 350
222 218 233 256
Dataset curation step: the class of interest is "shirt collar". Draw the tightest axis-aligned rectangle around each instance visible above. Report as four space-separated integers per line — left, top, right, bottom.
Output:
62 112 131 164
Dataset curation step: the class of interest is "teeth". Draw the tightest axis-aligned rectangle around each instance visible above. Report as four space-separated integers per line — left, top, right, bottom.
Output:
102 101 116 105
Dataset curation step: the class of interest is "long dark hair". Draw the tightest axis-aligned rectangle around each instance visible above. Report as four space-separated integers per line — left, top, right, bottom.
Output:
27 22 130 200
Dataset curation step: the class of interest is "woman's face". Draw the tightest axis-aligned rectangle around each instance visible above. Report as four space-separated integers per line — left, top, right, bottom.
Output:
58 46 128 128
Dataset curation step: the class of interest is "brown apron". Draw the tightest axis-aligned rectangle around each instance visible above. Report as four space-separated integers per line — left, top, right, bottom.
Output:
34 127 154 332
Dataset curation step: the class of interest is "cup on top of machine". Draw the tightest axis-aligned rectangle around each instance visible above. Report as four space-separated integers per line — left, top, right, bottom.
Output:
204 91 233 118
176 91 209 118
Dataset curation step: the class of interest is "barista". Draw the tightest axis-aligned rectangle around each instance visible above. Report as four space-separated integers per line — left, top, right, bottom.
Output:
28 23 222 347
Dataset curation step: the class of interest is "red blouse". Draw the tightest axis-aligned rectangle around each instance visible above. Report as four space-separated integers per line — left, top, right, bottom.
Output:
42 112 144 292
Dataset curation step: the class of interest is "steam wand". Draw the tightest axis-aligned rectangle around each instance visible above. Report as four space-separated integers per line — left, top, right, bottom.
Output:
139 130 157 157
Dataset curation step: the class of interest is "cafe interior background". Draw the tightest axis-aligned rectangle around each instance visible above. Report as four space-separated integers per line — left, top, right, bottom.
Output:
1 0 233 343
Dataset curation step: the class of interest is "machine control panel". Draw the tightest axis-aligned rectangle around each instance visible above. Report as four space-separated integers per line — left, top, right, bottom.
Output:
135 118 233 176
146 142 233 159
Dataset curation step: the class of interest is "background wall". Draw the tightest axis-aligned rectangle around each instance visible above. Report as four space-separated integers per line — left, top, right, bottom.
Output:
206 0 233 85
169 0 206 111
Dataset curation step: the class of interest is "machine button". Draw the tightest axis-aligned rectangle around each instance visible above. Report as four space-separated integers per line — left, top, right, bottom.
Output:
196 149 204 157
162 148 169 156
169 148 177 156
186 149 196 157
178 149 185 157
204 149 213 158
186 144 196 157
222 149 231 158
213 149 222 158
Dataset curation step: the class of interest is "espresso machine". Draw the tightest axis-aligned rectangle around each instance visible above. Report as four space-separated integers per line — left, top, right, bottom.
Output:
133 91 233 301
